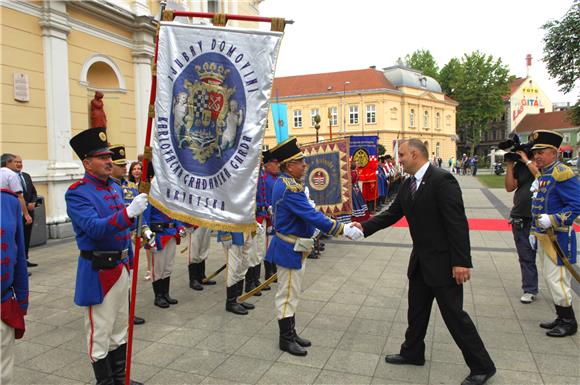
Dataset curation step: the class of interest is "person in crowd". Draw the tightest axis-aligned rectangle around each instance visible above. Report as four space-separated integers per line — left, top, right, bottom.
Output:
352 139 496 385
350 162 370 222
504 149 539 303
128 161 142 185
186 225 216 291
1 154 32 227
529 130 580 337
66 127 146 385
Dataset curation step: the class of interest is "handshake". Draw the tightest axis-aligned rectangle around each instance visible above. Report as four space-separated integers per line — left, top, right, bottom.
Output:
343 222 364 241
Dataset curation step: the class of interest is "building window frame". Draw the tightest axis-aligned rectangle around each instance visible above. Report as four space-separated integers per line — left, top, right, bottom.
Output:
409 109 415 128
293 110 302 129
349 105 359 124
435 112 441 130
329 106 338 126
366 104 376 124
423 110 429 128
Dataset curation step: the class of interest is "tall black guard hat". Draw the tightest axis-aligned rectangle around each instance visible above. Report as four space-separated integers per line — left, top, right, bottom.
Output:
531 130 563 151
270 137 304 164
109 144 127 165
262 149 278 164
69 127 112 160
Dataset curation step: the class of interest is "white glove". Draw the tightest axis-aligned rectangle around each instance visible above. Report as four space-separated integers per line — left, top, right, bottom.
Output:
308 199 316 209
143 228 156 248
127 193 148 218
267 206 273 216
222 239 232 249
529 234 537 250
178 227 187 238
266 226 273 234
343 223 364 241
256 222 265 234
538 214 552 229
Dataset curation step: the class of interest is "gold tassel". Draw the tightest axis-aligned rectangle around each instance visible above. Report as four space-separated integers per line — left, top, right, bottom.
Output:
212 13 227 26
270 18 286 32
143 146 153 160
162 9 174 21
139 181 151 194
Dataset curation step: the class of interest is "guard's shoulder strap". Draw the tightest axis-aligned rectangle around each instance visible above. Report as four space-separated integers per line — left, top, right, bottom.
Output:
68 179 85 190
280 176 304 193
551 163 574 182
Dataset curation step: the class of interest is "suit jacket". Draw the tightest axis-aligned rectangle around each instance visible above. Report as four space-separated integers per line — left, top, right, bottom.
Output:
362 164 472 286
20 172 37 205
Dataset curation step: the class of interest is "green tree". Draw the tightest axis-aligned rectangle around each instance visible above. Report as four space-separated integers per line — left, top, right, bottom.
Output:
542 1 580 124
440 52 512 155
399 49 440 80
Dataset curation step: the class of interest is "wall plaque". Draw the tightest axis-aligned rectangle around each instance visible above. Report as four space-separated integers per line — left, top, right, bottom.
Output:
13 72 30 102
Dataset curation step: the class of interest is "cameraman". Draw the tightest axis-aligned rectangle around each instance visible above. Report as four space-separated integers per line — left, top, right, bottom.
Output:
505 150 539 304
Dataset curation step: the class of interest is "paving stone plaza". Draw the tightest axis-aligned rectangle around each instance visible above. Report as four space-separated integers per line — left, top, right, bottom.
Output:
13 175 580 385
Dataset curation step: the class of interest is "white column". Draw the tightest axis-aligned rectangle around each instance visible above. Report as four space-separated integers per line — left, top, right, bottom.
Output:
132 27 155 154
132 0 150 16
40 0 82 228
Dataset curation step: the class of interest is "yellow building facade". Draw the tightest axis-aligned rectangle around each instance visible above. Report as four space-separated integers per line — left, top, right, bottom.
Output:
264 66 457 160
1 0 261 237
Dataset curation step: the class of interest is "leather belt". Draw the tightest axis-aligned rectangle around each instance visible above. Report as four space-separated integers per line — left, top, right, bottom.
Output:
80 249 128 261
275 232 298 244
150 222 175 229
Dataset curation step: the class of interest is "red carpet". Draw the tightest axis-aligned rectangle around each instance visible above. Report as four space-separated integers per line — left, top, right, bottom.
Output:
391 217 580 232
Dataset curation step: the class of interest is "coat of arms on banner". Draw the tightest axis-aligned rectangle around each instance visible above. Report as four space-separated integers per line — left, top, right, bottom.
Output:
301 139 352 216
171 53 245 171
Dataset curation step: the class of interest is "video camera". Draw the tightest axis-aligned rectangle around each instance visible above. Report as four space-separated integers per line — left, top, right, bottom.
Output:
498 133 533 163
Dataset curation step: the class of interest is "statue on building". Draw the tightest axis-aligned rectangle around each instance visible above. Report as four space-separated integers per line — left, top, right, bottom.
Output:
90 91 107 128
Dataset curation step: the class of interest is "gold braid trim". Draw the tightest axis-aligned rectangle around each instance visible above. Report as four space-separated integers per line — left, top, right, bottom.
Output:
162 10 174 21
149 195 256 232
552 164 574 182
212 13 228 26
281 177 304 192
270 17 286 32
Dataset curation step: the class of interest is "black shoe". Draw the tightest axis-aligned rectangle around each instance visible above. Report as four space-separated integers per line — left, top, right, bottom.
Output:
461 368 496 385
152 280 169 308
188 263 204 290
27 261 38 267
291 316 311 347
384 354 425 366
236 281 255 309
540 318 561 329
201 260 216 285
240 302 255 310
133 316 145 325
108 344 143 385
91 356 114 385
546 319 577 337
225 284 248 315
162 277 178 305
279 317 307 356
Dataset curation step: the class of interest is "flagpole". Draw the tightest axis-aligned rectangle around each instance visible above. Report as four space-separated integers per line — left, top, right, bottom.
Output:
125 3 166 385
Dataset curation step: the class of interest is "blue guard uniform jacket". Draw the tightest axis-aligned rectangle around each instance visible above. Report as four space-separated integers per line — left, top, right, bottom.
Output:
256 169 278 220
531 161 580 264
217 231 247 246
66 173 134 306
1 189 29 314
265 173 343 269
141 205 184 251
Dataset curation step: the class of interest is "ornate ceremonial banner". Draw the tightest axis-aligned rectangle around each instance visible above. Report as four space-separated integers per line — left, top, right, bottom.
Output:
350 135 378 201
301 139 351 216
150 22 283 231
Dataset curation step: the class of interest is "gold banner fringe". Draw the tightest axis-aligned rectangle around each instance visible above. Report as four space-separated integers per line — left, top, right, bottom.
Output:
162 10 174 21
270 18 286 32
212 13 227 26
148 195 257 232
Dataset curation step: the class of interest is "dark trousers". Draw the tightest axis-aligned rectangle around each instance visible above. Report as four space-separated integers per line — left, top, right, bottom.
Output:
23 211 34 259
511 217 538 295
400 270 495 374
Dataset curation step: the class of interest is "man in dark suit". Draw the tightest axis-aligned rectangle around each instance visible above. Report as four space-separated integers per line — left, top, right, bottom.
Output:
4 154 38 268
352 139 495 385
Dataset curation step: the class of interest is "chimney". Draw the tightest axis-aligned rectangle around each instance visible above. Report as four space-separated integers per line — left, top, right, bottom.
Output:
369 65 376 70
526 54 532 77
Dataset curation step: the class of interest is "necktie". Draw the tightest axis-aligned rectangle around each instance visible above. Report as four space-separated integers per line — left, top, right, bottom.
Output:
19 173 26 193
409 176 417 198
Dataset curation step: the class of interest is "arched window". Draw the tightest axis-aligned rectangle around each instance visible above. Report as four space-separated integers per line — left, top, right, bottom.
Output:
80 54 126 91
409 109 415 128
435 112 441 129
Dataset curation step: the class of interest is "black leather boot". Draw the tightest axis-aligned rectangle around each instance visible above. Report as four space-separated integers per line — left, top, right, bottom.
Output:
201 260 216 285
226 284 248 315
245 267 256 293
278 317 307 356
540 305 563 329
153 280 169 308
547 306 577 337
91 356 114 385
236 280 255 309
255 263 270 291
264 260 273 280
189 263 203 291
291 315 311 347
162 277 178 304
108 344 143 385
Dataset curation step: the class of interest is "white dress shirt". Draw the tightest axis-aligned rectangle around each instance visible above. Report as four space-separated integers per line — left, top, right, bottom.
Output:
411 161 431 192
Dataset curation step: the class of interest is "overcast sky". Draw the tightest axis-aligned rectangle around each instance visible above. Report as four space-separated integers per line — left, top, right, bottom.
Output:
259 0 578 104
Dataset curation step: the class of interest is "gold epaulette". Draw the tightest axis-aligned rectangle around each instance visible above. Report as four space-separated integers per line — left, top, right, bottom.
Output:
126 180 138 189
552 163 575 182
281 176 304 193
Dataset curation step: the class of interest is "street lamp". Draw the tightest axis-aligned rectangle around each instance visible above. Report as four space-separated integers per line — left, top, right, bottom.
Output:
314 114 321 143
342 81 350 133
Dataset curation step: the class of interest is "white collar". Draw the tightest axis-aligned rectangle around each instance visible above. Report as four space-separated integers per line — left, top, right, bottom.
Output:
413 161 430 184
